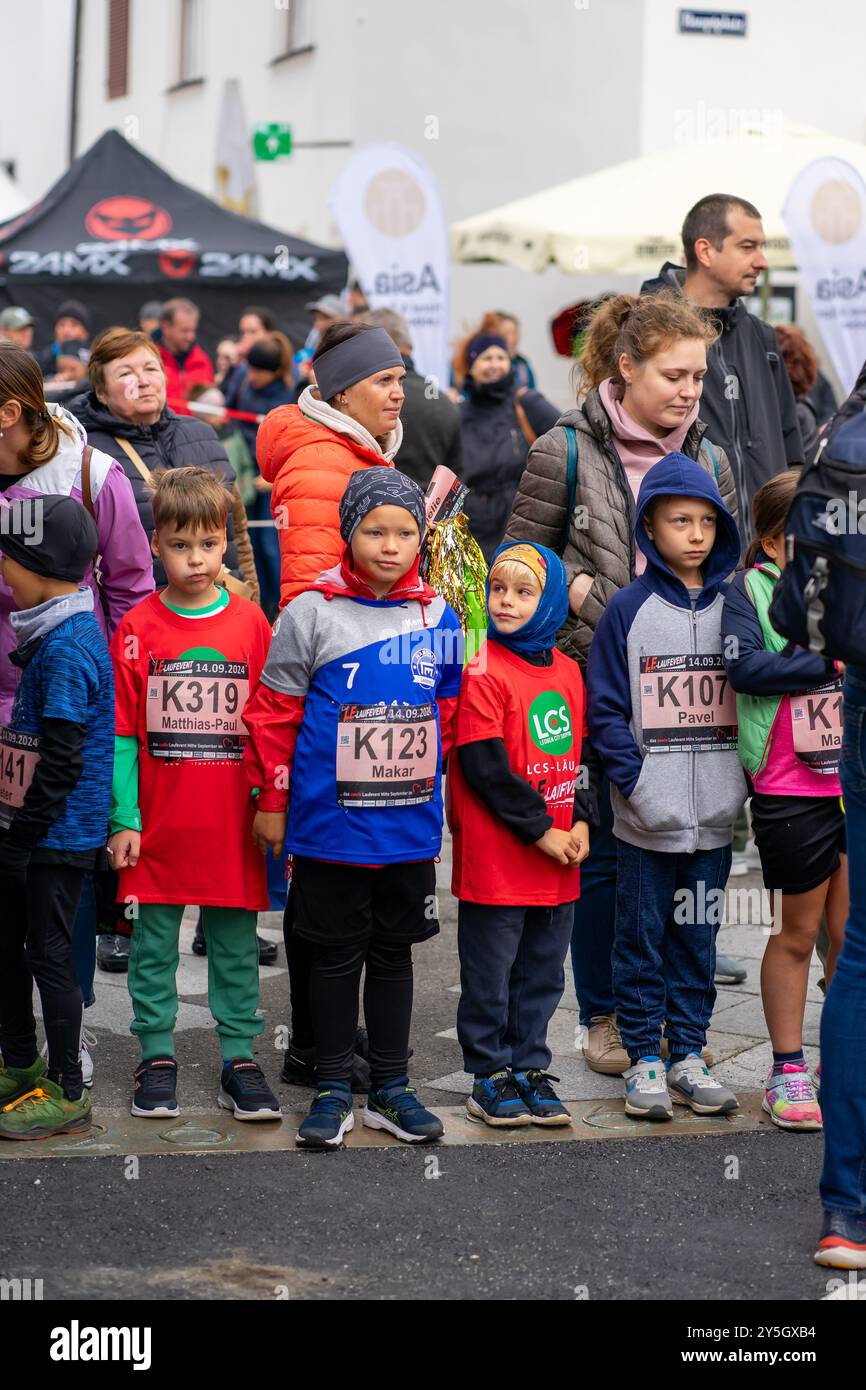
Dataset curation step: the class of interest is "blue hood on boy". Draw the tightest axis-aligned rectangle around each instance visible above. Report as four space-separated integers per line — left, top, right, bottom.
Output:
634 452 741 606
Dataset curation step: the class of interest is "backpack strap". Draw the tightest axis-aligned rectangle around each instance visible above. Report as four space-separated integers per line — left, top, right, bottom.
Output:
702 438 720 483
113 435 153 485
80 444 95 517
562 424 578 548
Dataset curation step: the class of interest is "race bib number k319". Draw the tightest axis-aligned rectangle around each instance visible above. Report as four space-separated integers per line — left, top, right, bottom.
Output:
146 658 250 760
640 654 737 752
336 702 437 808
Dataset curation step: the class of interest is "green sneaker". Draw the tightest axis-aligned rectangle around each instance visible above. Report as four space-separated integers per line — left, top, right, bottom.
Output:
0 1055 46 1107
0 1078 92 1141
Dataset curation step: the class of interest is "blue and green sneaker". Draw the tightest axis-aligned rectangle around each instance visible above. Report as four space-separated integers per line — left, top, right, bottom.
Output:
296 1082 354 1149
0 1078 92 1141
363 1078 443 1143
466 1070 532 1127
511 1070 571 1126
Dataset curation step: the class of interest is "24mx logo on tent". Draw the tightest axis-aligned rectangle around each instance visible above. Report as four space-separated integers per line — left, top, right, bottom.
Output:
85 197 173 241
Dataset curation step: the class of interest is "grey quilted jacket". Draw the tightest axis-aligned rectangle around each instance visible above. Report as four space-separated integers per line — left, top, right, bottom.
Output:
506 387 740 670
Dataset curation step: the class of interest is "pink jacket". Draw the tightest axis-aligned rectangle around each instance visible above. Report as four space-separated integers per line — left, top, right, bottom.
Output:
0 405 154 722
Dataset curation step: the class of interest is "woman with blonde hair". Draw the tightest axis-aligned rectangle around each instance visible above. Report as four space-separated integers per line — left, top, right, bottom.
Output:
507 289 740 1077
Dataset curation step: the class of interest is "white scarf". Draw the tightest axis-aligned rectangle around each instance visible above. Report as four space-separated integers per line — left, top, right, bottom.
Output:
298 385 403 462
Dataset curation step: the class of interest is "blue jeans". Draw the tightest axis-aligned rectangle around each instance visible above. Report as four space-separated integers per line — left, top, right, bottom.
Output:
820 665 866 1215
570 774 617 1025
457 900 574 1076
613 839 731 1058
71 873 96 1009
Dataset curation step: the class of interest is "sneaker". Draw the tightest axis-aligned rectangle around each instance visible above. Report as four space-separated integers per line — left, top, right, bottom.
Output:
0 1079 91 1140
660 1035 715 1067
192 923 277 966
762 1063 822 1131
815 1210 866 1269
96 932 130 973
511 1070 571 1126
623 1058 673 1120
715 954 747 985
131 1058 179 1118
730 841 761 877
218 1060 282 1121
584 1014 629 1075
80 1028 97 1090
0 1056 46 1108
668 1054 739 1115
280 1039 316 1086
466 1070 532 1127
191 919 207 956
364 1078 443 1143
296 1083 354 1149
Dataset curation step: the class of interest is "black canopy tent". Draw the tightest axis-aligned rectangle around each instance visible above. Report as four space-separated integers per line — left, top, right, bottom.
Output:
0 130 348 353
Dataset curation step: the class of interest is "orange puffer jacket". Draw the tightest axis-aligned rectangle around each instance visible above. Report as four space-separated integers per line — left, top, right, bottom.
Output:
257 405 395 607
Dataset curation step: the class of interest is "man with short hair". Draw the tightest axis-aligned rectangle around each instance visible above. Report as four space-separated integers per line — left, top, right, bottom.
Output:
362 308 462 487
154 297 213 409
642 194 802 541
0 306 35 352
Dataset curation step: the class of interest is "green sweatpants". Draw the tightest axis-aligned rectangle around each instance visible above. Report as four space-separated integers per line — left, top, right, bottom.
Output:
129 905 263 1062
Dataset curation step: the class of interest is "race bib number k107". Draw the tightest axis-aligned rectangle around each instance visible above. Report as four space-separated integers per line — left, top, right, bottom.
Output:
640 654 737 752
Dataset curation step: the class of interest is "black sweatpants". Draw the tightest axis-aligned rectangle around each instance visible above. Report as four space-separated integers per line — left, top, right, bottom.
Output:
0 863 86 1100
284 857 438 1087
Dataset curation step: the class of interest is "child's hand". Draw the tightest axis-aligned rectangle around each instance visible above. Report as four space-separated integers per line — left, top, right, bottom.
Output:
569 820 590 864
535 826 581 866
253 810 287 858
108 829 140 869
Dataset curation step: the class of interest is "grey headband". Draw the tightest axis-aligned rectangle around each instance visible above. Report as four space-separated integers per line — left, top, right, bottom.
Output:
314 329 404 400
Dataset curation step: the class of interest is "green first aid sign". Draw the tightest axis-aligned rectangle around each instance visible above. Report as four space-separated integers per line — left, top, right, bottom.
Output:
253 124 292 161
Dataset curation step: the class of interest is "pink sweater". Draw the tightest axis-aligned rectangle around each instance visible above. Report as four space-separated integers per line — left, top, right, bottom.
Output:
599 379 699 575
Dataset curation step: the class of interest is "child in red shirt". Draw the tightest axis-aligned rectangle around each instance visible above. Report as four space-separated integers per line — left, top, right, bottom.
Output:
107 467 280 1123
449 541 599 1127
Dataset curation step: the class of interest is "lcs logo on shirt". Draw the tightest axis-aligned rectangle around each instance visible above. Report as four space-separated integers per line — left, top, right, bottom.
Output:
410 645 438 690
528 691 572 754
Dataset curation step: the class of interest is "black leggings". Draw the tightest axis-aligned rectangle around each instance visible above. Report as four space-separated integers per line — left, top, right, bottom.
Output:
310 934 413 1088
0 863 86 1100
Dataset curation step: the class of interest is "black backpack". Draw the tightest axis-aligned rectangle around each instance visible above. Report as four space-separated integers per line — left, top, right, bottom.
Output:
770 415 866 663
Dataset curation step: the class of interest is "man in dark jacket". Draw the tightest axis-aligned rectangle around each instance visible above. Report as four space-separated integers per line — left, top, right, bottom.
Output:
153 298 214 410
362 308 463 488
641 195 803 541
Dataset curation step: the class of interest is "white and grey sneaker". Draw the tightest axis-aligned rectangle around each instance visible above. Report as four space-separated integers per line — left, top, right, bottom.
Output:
623 1058 673 1120
80 1028 97 1090
667 1054 739 1114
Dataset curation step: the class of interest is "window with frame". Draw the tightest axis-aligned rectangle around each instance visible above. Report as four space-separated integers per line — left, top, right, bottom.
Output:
107 0 130 100
278 0 312 56
178 0 203 83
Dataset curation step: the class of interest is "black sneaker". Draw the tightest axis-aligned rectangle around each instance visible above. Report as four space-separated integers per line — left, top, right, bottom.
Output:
193 923 277 966
280 1039 316 1086
191 920 206 956
511 1070 572 1126
96 933 130 973
131 1058 179 1118
218 1060 282 1121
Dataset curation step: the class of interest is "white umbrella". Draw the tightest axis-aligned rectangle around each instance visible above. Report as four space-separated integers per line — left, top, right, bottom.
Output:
451 125 866 277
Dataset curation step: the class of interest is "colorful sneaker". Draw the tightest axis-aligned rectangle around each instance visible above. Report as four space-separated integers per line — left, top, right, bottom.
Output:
218 1060 282 1121
815 1210 866 1269
364 1078 443 1143
511 1070 571 1126
131 1058 179 1119
466 1070 532 1127
0 1056 46 1108
0 1079 91 1140
296 1082 354 1149
623 1058 673 1120
668 1054 739 1115
762 1063 822 1131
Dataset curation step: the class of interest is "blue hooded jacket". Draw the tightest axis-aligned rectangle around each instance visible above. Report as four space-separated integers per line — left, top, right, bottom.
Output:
587 453 747 854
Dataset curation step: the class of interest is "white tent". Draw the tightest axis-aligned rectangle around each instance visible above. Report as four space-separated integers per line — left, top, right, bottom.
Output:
451 125 866 277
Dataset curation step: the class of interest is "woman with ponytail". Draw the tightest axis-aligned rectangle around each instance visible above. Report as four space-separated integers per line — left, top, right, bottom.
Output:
506 289 739 1076
722 470 847 1131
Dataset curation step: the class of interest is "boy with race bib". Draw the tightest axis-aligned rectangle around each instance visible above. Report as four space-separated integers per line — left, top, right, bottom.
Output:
588 454 746 1120
448 541 595 1127
244 468 463 1148
107 468 281 1123
722 470 847 1131
0 498 113 1139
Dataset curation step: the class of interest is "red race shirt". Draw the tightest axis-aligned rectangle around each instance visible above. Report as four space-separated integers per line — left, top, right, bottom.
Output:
111 592 272 909
449 641 588 906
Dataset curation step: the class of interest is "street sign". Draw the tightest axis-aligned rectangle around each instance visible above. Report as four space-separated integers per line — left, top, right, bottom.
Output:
252 124 292 161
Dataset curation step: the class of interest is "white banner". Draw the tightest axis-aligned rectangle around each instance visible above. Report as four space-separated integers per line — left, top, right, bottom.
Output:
783 157 866 396
329 144 450 392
